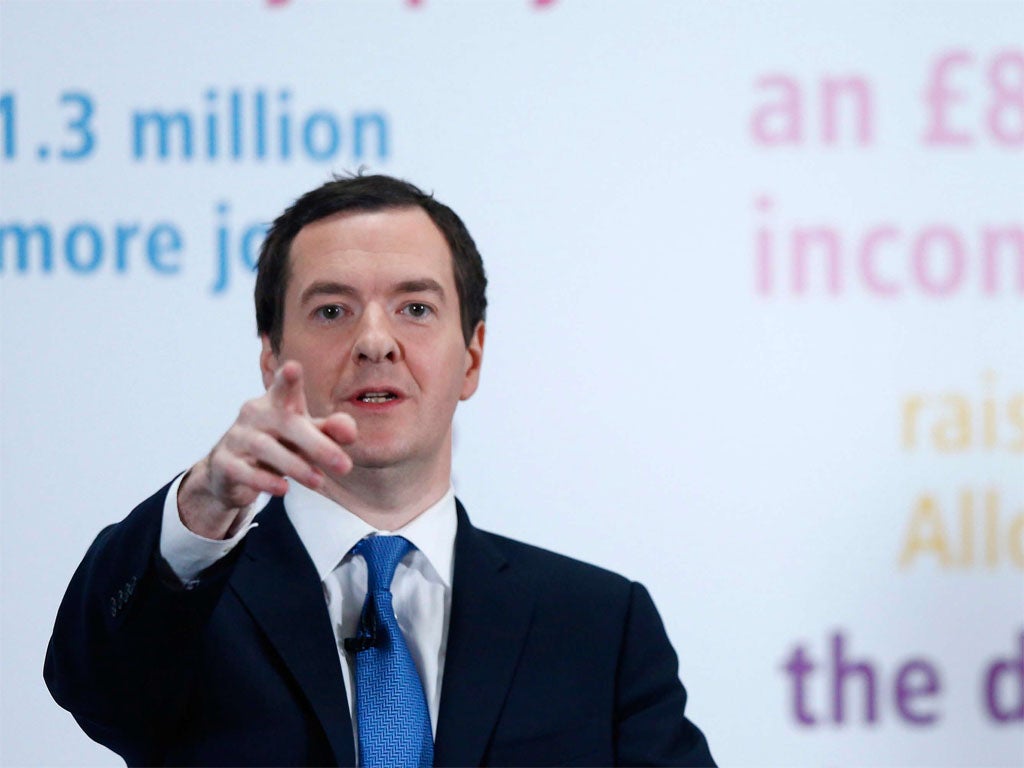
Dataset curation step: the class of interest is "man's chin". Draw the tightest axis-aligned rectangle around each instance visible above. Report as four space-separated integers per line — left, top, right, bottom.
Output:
351 457 397 471
346 443 408 471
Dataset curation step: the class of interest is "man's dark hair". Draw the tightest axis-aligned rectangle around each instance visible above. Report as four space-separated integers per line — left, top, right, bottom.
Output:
255 173 487 351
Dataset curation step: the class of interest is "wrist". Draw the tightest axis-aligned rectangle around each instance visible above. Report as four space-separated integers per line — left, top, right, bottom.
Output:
177 462 241 540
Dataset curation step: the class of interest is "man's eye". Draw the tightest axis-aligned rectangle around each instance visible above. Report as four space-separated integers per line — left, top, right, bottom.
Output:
403 303 433 319
316 305 343 321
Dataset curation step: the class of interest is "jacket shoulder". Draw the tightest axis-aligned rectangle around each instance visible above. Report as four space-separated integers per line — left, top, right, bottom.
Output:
469 523 637 611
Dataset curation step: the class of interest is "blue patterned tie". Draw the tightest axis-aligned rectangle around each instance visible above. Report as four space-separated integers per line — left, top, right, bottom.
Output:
352 535 434 768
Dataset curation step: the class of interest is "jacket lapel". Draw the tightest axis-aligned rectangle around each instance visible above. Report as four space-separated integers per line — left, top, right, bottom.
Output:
229 497 356 766
433 503 537 767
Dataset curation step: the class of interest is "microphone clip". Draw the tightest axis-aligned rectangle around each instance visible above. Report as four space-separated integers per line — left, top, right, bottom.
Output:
343 634 375 654
344 610 379 654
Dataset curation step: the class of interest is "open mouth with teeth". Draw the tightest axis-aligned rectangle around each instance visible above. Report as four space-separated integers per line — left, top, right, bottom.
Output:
356 392 398 404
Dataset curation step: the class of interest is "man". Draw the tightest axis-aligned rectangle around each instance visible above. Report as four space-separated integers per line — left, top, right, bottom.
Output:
45 174 716 766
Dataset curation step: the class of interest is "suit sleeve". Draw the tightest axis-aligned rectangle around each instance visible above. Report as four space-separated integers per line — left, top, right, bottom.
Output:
43 482 241 765
613 582 716 767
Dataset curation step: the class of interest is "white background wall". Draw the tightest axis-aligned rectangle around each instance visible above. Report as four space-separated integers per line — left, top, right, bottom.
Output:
1 1 1021 765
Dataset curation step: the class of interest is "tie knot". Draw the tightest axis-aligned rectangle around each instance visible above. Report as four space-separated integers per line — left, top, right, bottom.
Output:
355 535 413 592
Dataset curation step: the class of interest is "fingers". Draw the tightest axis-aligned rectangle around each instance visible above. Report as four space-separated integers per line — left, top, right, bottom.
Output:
217 386 354 490
179 367 359 535
272 415 352 477
219 413 344 490
268 360 308 415
186 358 362 526
316 412 358 448
208 448 293 499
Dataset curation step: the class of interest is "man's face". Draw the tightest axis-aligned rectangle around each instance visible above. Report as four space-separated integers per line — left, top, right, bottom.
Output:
260 207 484 477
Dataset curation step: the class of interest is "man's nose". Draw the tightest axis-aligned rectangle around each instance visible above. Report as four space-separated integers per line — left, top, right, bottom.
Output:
352 304 399 363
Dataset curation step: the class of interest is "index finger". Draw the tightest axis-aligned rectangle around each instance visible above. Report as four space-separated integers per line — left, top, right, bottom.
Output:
268 360 308 414
277 413 354 477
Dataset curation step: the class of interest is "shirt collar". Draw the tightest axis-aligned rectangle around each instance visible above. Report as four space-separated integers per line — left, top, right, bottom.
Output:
281 482 458 588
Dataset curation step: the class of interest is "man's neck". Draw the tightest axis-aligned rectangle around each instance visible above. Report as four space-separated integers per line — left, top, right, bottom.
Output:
316 461 451 530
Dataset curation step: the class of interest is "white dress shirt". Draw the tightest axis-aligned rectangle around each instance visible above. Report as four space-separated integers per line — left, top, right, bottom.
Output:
159 474 457 743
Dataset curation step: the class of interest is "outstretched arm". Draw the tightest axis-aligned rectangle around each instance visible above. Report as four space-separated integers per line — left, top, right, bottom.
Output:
44 361 357 763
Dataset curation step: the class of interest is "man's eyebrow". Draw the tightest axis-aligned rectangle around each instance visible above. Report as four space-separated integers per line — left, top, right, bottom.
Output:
298 278 446 305
299 281 357 305
395 278 446 299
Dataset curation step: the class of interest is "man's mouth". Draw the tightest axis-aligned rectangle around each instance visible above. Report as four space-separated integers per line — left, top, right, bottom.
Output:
356 391 398 404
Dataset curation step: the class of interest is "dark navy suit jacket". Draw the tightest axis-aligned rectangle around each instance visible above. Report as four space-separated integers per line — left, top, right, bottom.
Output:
45 483 715 766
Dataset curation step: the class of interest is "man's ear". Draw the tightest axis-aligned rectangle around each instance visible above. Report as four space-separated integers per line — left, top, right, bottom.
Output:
460 321 485 401
260 335 279 390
